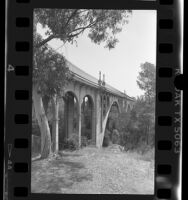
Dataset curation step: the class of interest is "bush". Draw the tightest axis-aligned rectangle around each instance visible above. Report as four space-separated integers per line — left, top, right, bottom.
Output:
112 129 120 144
103 135 110 147
81 136 88 147
64 133 79 150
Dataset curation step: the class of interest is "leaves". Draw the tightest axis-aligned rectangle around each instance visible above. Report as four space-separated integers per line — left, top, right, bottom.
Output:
34 9 132 49
33 34 72 98
117 62 156 149
137 62 156 104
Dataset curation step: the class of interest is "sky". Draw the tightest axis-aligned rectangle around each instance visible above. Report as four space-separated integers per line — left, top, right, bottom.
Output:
37 10 157 98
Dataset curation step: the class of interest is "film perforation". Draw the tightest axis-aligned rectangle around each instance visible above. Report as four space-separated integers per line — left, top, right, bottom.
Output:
159 43 173 53
15 90 29 100
158 92 172 102
159 19 173 29
15 41 30 52
158 67 173 77
159 0 173 5
14 163 28 173
157 188 171 199
14 114 29 124
14 187 28 197
16 17 30 28
157 164 172 175
14 139 29 148
16 0 30 3
158 140 172 151
158 116 172 126
15 66 29 76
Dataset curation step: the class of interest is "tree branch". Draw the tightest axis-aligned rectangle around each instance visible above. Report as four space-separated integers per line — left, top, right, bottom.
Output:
35 34 56 48
68 19 98 36
63 9 79 30
35 9 79 49
35 10 104 49
67 29 85 38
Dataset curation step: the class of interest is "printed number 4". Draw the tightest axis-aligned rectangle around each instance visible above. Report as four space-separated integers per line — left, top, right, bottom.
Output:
7 64 14 72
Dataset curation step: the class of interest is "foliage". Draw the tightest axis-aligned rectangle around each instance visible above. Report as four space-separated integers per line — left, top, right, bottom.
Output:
117 62 155 153
111 129 120 144
33 35 72 98
34 9 132 49
137 62 156 104
102 130 111 147
81 136 89 147
63 134 79 150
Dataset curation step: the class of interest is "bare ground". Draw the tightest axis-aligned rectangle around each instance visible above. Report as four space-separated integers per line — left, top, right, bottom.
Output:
31 145 154 194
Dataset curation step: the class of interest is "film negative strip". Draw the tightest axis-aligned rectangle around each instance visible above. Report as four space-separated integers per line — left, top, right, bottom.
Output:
4 0 183 199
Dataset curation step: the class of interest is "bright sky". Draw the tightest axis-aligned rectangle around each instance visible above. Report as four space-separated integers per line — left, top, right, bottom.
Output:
37 10 157 98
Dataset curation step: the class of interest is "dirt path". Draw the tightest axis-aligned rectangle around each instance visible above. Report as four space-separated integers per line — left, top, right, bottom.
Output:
31 146 154 194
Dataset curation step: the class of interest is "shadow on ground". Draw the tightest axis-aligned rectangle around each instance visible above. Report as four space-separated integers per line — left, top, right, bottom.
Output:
32 155 93 193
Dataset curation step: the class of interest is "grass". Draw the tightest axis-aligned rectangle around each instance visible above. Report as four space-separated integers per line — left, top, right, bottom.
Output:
31 146 154 194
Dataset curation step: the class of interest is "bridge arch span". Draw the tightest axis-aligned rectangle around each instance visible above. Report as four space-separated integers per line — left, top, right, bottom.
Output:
81 95 95 145
110 100 120 114
81 94 94 107
63 91 79 139
64 90 79 103
99 99 120 147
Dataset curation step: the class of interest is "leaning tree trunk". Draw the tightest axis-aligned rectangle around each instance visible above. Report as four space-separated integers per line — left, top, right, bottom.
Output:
51 95 59 153
32 86 52 158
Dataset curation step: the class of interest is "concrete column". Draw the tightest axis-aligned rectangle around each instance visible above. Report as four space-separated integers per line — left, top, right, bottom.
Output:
64 100 68 140
101 94 103 132
78 102 82 148
91 95 96 145
67 96 74 137
95 92 102 148
51 96 59 153
78 86 82 148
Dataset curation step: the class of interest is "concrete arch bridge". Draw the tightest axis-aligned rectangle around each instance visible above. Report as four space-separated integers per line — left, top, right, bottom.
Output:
55 60 135 150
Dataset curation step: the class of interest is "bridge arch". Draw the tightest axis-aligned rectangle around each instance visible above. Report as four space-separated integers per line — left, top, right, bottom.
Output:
110 100 120 114
81 95 95 145
101 99 120 147
63 91 79 139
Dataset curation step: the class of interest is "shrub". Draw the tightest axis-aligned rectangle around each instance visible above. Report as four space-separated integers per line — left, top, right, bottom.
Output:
112 129 120 144
64 133 79 150
103 134 110 147
81 136 88 147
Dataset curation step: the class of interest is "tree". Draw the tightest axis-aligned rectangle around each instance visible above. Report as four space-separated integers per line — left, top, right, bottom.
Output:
33 9 132 158
33 33 72 158
137 62 155 104
117 62 156 151
34 9 132 49
136 62 156 146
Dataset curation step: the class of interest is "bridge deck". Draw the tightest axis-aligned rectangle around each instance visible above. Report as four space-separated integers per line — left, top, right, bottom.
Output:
66 60 134 101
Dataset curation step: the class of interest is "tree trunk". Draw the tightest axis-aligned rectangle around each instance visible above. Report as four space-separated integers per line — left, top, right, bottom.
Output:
51 95 59 153
32 86 52 158
42 95 50 116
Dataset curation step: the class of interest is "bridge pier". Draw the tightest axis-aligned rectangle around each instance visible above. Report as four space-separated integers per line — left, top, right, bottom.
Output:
67 96 74 137
51 97 59 153
78 103 82 147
